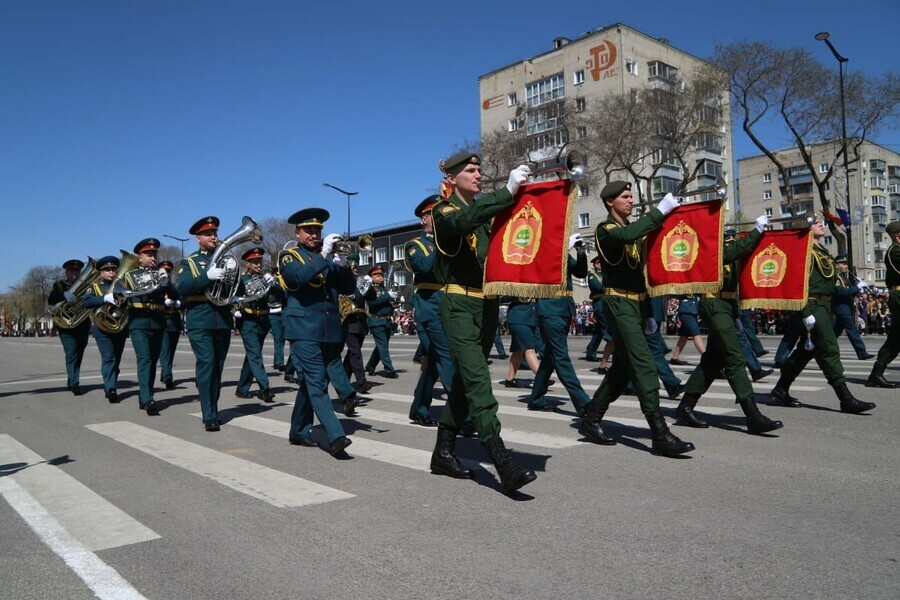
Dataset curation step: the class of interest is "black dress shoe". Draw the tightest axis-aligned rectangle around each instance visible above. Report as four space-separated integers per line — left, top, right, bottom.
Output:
756 350 770 357
669 358 689 366
497 354 509 360
70 384 83 396
595 366 608 374
283 374 298 384
751 368 774 382
144 400 160 416
274 363 285 372
259 389 276 403
343 396 360 416
205 419 220 432
235 390 254 399
383 371 399 379
365 368 375 376
357 381 373 394
329 436 352 457
164 378 176 390
106 389 120 404
410 414 439 427
501 379 528 388
289 436 318 447
858 353 875 360
526 403 554 412
665 383 686 400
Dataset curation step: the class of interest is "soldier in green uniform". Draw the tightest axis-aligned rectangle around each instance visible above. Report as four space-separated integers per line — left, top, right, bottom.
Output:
125 238 177 414
176 216 234 432
429 151 536 493
48 259 92 395
583 256 606 361
82 256 129 404
158 260 182 390
769 219 876 414
674 220 783 435
364 266 399 378
579 181 695 457
234 247 277 403
866 220 900 388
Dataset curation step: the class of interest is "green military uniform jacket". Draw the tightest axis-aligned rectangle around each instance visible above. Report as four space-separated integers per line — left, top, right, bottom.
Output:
886 242 900 313
803 244 838 318
595 208 666 294
366 284 395 327
405 233 442 324
176 249 235 330
125 268 178 331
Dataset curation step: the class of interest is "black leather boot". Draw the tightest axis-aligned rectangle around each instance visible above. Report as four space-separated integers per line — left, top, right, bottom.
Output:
833 382 876 414
483 436 536 493
577 399 615 445
866 362 898 389
737 397 783 435
646 411 694 457
674 392 708 428
769 376 801 407
430 426 472 479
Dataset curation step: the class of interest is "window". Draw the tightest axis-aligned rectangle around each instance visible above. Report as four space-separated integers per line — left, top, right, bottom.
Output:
763 190 773 200
392 244 404 261
507 92 517 106
647 60 678 82
652 176 680 198
693 132 722 153
870 176 885 189
526 74 565 108
819 163 829 174
575 97 586 112
698 160 722 179
763 173 772 183
876 268 886 280
577 183 589 197
573 69 584 85
526 102 564 136
765 207 773 217
359 251 371 266
394 272 407 287
577 125 587 139
872 195 886 207
375 247 387 263
578 212 590 228
508 119 519 132
823 236 833 245
626 58 638 75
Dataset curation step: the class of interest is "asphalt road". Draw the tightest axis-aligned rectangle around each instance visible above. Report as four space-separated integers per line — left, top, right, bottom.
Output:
1 333 898 600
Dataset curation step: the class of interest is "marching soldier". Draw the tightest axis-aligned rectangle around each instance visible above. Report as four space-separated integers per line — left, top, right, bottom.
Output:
125 238 176 414
769 219 876 414
583 255 606 361
832 253 874 360
278 208 356 456
176 216 234 432
428 151 535 494
406 195 448 427
82 256 129 405
866 220 900 388
364 266 399 378
158 260 182 390
234 247 277 403
341 261 377 394
674 221 783 434
578 181 694 457
526 233 591 414
48 259 92 395
267 267 287 372
501 296 542 387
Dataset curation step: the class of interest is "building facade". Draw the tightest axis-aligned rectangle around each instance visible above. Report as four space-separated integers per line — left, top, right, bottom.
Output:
737 140 900 286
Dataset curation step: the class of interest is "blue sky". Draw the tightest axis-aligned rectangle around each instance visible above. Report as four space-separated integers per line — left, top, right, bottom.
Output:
2 0 898 292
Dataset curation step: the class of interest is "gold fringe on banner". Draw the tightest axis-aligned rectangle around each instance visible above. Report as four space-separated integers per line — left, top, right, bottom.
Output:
738 228 813 311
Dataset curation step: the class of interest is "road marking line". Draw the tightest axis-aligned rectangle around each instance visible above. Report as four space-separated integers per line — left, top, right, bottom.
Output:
0 435 159 551
85 422 354 508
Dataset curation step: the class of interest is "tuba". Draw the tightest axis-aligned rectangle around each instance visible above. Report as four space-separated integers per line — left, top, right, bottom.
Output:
230 270 274 305
93 250 142 334
50 258 101 329
206 216 263 305
338 275 373 324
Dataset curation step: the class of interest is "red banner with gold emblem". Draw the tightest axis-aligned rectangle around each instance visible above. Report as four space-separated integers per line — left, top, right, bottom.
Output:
738 229 813 310
483 180 574 298
644 200 725 296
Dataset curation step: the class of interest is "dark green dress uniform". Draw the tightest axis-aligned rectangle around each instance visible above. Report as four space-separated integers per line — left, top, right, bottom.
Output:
831 259 872 359
406 228 450 426
82 258 129 402
527 253 591 413
48 261 92 394
867 224 900 388
770 243 876 413
364 271 398 377
235 270 274 401
341 277 377 391
158 261 181 389
675 229 783 434
177 218 234 431
584 261 606 360
267 280 287 370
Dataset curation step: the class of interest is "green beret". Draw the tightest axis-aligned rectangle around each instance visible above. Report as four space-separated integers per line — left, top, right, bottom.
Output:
887 221 900 235
600 181 631 200
442 151 481 174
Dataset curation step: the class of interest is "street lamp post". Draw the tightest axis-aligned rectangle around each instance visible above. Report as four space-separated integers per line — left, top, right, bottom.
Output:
815 31 853 274
163 234 190 258
323 183 358 239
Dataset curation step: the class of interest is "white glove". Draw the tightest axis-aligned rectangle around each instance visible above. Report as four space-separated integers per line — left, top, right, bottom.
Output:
321 233 342 256
234 310 242 319
333 254 348 267
103 292 116 305
364 275 373 284
569 233 584 251
506 164 531 196
644 318 658 335
755 214 770 233
389 290 400 300
657 193 682 216
263 272 275 285
175 300 182 308
803 315 816 331
63 290 76 303
856 278 868 289
164 298 175 307
206 266 225 281
157 269 169 284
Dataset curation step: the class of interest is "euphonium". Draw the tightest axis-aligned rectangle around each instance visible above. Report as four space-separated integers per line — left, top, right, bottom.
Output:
92 250 141 334
50 258 101 329
230 270 274 304
206 216 263 306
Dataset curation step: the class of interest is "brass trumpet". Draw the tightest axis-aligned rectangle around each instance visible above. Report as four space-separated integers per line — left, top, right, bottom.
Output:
483 150 586 184
633 177 727 208
334 233 373 256
726 208 817 228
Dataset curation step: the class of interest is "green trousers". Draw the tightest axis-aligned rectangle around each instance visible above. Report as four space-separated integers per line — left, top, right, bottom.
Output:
684 298 753 400
438 293 501 442
875 295 900 365
781 299 844 387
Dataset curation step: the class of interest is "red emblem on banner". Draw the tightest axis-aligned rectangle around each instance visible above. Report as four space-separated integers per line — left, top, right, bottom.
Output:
751 243 788 288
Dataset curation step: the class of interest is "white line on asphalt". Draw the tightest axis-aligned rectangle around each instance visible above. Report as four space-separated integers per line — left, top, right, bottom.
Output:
0 435 159 551
85 422 355 508
0 476 149 600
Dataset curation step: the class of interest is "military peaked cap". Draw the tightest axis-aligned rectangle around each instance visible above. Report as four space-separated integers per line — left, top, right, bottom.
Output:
288 208 329 227
415 195 441 218
98 255 120 270
190 216 220 235
441 151 481 174
159 260 174 271
63 259 85 271
835 253 848 263
134 238 160 254
241 246 265 261
369 265 384 276
600 181 631 200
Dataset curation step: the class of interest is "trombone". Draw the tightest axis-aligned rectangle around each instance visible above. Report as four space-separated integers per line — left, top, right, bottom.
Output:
726 208 817 228
633 177 728 208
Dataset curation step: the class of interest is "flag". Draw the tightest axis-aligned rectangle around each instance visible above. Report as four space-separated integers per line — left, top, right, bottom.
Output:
822 210 843 227
644 200 725 296
483 180 574 298
738 228 813 310
836 208 851 227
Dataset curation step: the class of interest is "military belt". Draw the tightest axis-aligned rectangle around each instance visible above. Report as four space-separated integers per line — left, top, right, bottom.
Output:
367 314 393 320
443 284 497 299
606 288 647 301
186 295 210 302
808 294 832 302
416 283 443 291
702 292 736 300
548 290 573 298
891 286 900 291
241 308 270 316
131 302 165 310
590 294 604 300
